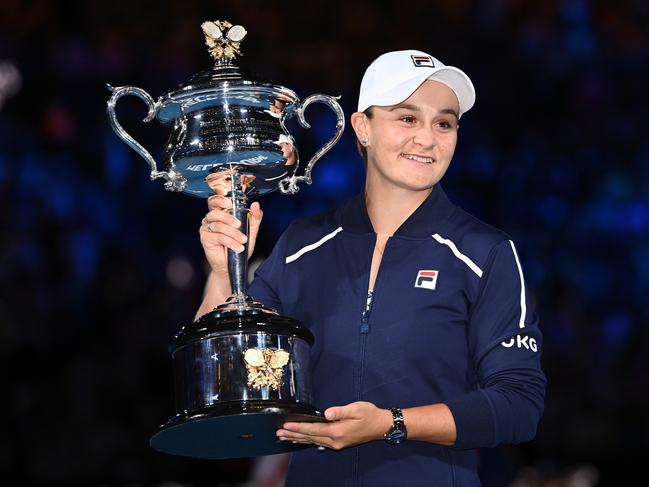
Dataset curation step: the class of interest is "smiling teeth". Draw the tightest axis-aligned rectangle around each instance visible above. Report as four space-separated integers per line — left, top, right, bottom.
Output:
402 153 434 164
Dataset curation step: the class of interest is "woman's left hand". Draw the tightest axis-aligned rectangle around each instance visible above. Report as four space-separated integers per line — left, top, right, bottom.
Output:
277 401 392 450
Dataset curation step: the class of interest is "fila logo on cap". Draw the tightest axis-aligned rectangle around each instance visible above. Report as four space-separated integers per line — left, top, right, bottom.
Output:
411 55 435 68
414 270 439 290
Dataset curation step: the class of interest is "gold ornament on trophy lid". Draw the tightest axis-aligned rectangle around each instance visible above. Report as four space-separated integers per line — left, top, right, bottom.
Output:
201 20 247 60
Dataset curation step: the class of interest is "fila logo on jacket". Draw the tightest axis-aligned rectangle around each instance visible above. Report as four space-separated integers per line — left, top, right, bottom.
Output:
414 270 439 290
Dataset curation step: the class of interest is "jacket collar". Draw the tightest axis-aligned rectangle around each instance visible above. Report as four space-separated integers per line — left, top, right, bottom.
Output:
340 184 457 238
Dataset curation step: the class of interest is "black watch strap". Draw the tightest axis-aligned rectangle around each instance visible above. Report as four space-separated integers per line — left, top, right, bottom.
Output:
384 407 407 445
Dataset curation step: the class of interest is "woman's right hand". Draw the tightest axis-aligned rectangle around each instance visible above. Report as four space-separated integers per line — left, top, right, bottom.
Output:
199 195 264 276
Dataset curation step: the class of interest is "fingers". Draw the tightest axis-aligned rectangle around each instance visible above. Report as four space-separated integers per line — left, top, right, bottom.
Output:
276 429 333 448
277 429 330 443
207 195 232 211
282 438 311 445
278 436 326 451
248 201 263 245
280 421 334 438
207 195 263 226
200 227 246 254
199 216 247 254
277 422 343 450
204 207 242 228
203 196 263 259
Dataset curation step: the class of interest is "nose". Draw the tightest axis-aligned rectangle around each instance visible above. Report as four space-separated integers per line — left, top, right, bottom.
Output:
412 124 437 148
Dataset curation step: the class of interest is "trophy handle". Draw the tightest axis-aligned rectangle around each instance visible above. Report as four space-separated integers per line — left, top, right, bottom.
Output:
278 94 345 195
106 85 187 192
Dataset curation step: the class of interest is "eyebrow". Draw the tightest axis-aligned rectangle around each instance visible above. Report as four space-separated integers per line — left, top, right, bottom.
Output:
388 103 421 112
389 104 459 119
438 108 459 120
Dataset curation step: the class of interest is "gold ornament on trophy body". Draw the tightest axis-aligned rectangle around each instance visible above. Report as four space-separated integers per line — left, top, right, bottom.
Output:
244 348 291 390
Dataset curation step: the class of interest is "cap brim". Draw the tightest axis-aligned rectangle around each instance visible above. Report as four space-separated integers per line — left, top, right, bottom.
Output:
358 66 475 117
429 67 476 116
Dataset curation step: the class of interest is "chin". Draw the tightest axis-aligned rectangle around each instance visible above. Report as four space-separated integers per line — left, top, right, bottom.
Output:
402 172 442 189
394 179 437 193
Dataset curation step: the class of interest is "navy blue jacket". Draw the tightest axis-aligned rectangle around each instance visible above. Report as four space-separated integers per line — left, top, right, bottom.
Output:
249 185 546 486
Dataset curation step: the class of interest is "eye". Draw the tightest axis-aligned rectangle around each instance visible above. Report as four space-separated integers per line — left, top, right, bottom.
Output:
399 115 417 124
435 119 457 131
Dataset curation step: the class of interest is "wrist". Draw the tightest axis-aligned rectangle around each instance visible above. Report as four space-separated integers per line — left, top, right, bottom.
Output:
195 270 232 317
383 407 408 445
376 408 393 441
208 268 233 291
208 267 229 280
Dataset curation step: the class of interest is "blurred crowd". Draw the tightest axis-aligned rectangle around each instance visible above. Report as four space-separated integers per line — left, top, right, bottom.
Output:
1 0 648 485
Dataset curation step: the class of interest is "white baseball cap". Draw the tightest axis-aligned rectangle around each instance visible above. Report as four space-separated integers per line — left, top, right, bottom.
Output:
357 50 476 117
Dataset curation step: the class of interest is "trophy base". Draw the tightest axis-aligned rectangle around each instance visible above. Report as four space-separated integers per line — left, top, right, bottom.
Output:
149 400 326 459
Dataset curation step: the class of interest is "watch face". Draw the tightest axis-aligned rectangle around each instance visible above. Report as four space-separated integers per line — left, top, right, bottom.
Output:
385 428 407 445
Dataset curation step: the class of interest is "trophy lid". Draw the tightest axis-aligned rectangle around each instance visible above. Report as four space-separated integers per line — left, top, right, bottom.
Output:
170 312 315 352
156 20 298 123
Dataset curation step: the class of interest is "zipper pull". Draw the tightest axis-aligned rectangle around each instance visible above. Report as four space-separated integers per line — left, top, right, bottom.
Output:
360 289 373 334
360 307 370 333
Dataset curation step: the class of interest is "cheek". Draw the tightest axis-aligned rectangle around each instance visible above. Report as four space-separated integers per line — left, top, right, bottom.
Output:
373 125 409 147
439 136 458 159
384 132 411 152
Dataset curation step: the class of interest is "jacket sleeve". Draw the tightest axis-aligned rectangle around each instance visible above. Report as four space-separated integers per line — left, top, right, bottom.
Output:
444 239 546 450
247 227 291 314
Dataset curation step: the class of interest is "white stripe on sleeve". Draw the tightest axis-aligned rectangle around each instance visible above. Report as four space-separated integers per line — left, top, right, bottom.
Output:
509 240 527 328
285 227 343 264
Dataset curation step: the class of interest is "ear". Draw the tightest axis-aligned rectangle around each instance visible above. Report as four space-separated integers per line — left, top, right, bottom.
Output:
350 112 370 141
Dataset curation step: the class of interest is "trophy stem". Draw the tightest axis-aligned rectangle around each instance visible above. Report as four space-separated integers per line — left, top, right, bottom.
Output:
226 172 250 307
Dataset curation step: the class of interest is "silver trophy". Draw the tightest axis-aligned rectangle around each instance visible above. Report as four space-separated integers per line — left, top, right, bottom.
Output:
107 20 344 459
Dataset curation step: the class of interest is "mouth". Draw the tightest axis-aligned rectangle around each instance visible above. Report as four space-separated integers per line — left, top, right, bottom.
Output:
400 153 435 164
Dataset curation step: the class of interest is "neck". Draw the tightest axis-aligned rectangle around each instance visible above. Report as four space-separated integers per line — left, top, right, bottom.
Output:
364 177 433 236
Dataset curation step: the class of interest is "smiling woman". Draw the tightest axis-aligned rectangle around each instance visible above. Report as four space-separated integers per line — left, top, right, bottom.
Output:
352 80 460 195
196 49 546 487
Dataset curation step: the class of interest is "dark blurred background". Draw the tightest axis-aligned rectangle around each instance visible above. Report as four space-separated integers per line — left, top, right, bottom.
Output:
1 1 648 486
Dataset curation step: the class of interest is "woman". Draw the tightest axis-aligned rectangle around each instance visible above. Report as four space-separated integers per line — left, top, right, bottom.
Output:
196 50 546 486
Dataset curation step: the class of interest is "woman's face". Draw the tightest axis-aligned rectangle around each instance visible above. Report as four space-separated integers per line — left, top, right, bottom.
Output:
357 80 460 193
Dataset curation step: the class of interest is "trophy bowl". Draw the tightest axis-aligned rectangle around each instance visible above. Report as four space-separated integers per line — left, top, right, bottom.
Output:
107 20 344 458
107 22 343 199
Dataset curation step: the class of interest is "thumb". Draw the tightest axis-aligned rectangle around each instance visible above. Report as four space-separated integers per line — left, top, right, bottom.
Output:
324 405 349 421
249 201 263 221
249 202 263 231
247 201 263 253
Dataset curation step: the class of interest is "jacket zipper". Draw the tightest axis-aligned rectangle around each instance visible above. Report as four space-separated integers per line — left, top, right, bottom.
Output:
356 235 377 399
353 235 389 487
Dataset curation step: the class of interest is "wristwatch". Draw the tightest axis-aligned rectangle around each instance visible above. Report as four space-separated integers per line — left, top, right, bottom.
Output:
383 407 407 445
